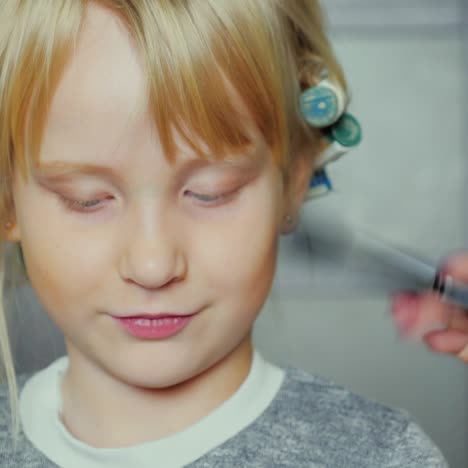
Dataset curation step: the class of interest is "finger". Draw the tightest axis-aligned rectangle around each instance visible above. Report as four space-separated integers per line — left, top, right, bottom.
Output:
423 329 468 357
459 345 468 363
446 308 468 333
440 252 468 283
391 292 450 341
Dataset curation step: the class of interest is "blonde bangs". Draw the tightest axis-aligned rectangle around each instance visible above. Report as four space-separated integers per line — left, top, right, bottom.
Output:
3 0 345 190
120 0 291 172
0 0 83 196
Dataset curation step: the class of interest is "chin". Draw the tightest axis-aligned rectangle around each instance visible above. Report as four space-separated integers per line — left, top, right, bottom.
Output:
107 355 203 390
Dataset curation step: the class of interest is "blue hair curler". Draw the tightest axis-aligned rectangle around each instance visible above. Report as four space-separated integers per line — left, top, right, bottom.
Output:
305 168 333 201
299 78 348 128
299 75 363 201
315 112 362 168
304 112 362 201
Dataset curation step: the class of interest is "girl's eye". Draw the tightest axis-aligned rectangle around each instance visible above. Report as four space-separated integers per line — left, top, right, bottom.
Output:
59 195 103 213
58 189 237 213
187 190 236 206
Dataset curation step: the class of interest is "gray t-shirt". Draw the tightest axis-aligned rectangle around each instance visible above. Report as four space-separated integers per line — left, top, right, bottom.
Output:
0 361 447 467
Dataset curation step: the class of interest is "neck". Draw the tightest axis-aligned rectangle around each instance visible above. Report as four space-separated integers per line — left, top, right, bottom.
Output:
60 337 254 448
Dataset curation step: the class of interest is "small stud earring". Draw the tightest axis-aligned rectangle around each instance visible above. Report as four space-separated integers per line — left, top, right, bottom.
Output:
285 214 294 225
4 221 12 230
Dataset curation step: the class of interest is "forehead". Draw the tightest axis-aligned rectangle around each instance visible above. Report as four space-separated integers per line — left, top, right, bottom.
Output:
43 3 146 150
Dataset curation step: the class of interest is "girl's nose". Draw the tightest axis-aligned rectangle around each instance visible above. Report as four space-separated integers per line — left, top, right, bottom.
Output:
119 214 187 290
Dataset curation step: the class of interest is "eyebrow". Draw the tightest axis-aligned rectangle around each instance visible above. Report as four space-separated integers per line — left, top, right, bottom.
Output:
34 162 119 180
34 153 264 182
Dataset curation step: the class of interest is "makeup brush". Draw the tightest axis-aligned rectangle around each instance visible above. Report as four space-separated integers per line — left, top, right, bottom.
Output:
277 205 468 311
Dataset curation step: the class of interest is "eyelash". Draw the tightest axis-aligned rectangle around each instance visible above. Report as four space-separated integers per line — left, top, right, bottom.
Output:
59 190 237 213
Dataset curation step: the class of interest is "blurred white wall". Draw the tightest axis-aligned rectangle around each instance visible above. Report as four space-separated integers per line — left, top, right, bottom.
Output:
255 2 467 467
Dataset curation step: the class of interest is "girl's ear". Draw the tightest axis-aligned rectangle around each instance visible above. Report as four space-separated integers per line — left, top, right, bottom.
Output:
280 147 315 235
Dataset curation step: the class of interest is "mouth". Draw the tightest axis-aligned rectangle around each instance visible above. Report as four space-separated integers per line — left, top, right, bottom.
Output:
111 313 197 339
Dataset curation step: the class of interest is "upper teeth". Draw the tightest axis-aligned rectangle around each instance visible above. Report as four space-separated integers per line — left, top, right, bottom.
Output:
134 318 181 327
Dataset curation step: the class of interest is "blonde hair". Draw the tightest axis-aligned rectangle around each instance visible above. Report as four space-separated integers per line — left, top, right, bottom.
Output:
0 0 347 448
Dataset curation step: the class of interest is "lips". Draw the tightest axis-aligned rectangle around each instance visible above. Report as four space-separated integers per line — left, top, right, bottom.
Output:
113 314 195 339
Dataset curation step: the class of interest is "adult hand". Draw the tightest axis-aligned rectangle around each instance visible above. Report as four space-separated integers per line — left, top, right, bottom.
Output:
391 253 468 364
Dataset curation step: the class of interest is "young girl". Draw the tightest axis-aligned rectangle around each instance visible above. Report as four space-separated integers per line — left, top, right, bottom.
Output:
0 1 448 466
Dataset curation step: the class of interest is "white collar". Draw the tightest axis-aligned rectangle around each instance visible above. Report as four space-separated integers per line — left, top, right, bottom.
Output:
20 349 285 468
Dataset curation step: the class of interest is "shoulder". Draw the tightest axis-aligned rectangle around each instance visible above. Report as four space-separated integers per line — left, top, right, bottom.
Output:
278 367 403 429
0 372 31 443
0 371 32 427
261 366 448 466
0 372 53 466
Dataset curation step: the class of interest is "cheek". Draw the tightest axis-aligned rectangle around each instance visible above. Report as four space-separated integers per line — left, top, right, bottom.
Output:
193 184 281 302
19 216 108 322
